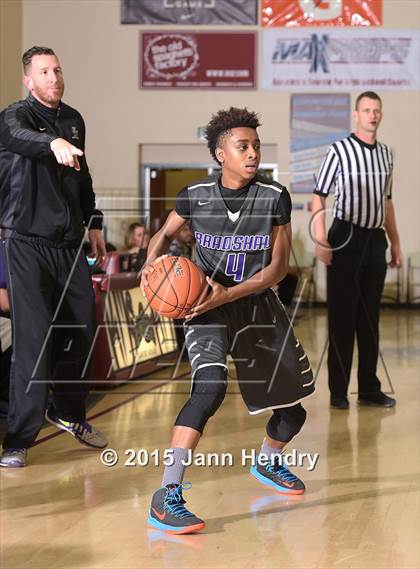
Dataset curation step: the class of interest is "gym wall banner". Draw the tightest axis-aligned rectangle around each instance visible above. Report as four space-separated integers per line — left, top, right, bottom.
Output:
122 0 258 25
140 32 256 89
262 0 382 27
104 286 177 372
290 94 350 193
261 28 420 91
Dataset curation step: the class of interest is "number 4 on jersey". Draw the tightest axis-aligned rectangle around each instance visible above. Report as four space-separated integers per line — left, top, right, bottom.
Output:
225 253 246 282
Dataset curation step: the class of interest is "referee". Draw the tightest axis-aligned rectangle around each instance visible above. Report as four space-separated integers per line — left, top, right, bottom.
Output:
312 91 401 409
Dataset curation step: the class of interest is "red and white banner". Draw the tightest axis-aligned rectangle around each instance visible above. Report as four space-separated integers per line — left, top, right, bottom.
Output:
140 32 256 89
262 0 382 27
261 28 420 91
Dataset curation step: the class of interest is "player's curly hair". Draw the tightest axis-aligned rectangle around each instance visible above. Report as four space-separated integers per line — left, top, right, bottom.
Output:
205 107 261 165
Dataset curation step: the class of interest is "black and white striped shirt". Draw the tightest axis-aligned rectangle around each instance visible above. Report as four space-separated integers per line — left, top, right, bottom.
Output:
314 133 393 229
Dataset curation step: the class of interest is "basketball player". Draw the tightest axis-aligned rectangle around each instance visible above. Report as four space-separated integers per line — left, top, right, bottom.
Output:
141 108 315 534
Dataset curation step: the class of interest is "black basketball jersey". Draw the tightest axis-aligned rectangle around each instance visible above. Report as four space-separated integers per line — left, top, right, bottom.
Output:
176 175 291 287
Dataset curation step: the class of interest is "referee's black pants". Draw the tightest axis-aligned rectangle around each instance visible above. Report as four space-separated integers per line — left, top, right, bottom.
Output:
2 236 96 449
326 220 388 399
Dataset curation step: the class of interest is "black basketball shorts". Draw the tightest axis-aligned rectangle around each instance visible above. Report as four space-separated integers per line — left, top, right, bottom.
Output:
183 289 315 414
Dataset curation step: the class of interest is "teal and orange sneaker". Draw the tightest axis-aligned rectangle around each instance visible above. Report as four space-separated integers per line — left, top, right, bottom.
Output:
148 483 205 534
250 461 305 495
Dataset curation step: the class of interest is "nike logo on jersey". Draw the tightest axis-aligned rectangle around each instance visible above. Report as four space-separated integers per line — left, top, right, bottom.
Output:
39 127 47 132
152 507 166 521
198 201 210 206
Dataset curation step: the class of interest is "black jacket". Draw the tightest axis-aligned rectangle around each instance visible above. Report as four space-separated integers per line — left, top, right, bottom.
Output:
0 94 102 246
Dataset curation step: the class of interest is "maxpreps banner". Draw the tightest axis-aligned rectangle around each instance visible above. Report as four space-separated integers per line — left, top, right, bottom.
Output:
141 32 256 89
262 0 382 27
122 0 258 25
261 28 420 91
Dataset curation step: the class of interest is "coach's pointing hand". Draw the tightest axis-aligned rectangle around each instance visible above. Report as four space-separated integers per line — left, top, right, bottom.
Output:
50 138 84 170
185 277 229 320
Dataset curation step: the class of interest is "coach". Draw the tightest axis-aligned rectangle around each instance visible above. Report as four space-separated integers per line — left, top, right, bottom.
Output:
312 91 401 409
0 46 107 467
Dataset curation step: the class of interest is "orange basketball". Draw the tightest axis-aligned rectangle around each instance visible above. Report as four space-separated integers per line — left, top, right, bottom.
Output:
144 256 207 319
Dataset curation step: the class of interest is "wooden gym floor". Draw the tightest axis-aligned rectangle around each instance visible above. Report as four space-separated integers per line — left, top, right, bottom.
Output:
1 308 419 569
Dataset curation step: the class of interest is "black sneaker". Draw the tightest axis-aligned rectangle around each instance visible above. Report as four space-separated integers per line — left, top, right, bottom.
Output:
250 461 305 495
148 483 205 534
330 396 349 409
45 405 108 448
358 392 396 407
